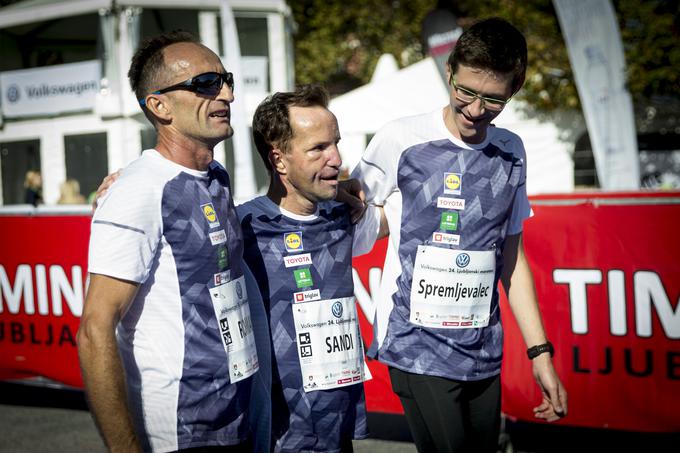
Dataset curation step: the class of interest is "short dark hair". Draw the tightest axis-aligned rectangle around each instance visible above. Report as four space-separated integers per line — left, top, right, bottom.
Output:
447 17 527 94
128 30 199 106
252 84 330 172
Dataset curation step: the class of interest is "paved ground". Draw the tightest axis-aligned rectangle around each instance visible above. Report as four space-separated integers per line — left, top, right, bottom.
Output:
1 382 678 453
0 383 416 453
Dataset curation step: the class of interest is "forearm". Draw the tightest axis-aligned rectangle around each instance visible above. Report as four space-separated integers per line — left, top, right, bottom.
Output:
502 234 547 348
78 323 141 452
505 259 547 348
77 274 141 452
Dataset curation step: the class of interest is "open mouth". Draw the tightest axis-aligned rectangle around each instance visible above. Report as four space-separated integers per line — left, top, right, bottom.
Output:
209 110 229 119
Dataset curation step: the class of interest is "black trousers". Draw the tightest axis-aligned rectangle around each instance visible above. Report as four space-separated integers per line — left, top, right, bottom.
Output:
389 367 501 453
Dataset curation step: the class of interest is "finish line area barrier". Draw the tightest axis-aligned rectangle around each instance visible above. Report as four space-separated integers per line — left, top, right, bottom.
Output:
1 192 678 433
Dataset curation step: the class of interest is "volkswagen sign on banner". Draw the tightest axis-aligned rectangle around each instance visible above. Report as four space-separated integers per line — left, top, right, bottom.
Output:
0 60 100 118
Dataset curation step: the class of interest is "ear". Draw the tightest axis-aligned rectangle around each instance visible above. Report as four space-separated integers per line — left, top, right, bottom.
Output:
270 147 288 176
144 95 172 122
446 65 453 85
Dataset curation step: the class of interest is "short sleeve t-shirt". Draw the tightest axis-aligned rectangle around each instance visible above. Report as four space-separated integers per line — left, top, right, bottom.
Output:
89 149 254 452
351 109 531 381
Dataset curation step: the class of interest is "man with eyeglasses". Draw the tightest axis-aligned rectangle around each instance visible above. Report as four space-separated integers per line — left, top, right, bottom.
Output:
351 18 568 452
78 31 266 452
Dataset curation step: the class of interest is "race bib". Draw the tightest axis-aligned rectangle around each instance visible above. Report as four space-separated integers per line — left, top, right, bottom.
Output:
410 245 495 329
292 296 366 392
209 275 259 383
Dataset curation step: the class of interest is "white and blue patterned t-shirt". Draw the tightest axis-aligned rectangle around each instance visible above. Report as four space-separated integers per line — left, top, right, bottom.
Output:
352 109 531 382
237 196 380 453
89 149 256 452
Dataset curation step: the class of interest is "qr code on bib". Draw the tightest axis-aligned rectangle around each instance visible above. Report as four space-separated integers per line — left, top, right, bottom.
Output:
300 345 313 357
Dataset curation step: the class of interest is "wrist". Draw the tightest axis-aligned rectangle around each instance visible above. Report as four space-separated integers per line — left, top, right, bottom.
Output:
526 341 554 360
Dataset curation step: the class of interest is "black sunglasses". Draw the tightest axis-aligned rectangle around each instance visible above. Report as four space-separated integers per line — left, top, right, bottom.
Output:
139 72 234 106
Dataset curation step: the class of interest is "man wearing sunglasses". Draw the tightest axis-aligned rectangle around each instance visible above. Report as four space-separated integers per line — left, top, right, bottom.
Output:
78 31 266 452
351 18 568 452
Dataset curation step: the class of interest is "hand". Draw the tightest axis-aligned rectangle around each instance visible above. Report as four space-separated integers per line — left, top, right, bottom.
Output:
92 170 121 212
336 178 366 224
531 354 568 422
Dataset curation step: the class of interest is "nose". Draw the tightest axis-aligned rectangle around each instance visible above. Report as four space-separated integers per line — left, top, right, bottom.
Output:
327 144 342 168
466 96 485 117
217 81 234 103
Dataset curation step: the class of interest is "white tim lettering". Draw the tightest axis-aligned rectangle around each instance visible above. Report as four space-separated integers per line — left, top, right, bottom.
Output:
634 271 680 339
608 269 627 336
0 264 34 314
352 267 381 325
36 264 50 315
553 269 602 335
50 265 83 317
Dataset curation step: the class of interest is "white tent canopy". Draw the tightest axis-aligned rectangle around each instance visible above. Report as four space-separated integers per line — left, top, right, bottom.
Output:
330 55 575 194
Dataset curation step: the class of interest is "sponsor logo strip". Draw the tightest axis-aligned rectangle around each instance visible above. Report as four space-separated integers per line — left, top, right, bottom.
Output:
209 229 227 245
284 253 313 268
437 197 465 210
294 289 321 303
432 232 460 245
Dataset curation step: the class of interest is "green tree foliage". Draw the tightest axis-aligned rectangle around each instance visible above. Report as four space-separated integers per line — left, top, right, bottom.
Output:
290 0 437 94
292 0 680 115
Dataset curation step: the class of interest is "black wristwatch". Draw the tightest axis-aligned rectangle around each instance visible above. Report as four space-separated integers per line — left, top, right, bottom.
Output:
526 341 554 360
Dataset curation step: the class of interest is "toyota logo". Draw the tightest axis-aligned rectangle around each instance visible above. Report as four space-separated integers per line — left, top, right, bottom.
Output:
456 253 470 268
331 301 343 318
6 85 20 103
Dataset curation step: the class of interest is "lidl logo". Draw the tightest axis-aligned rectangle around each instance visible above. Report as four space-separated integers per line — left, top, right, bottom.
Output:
294 268 313 288
439 211 458 231
444 173 462 195
284 232 303 252
201 203 220 228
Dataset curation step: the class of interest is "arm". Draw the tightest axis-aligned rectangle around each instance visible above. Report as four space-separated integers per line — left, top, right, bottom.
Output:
501 233 568 422
77 274 142 452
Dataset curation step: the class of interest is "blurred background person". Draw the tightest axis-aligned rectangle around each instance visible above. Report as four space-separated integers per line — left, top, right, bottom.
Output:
58 178 86 204
23 170 43 206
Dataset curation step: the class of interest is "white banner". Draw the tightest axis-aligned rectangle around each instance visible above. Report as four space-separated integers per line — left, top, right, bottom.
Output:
0 60 100 118
241 56 268 95
553 0 639 189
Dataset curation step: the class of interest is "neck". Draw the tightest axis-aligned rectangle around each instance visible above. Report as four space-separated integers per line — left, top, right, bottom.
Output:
267 177 318 216
155 131 215 171
443 106 462 140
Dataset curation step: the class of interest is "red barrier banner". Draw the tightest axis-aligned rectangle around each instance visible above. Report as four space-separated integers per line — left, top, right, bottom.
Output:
1 192 678 432
501 193 680 432
0 215 90 387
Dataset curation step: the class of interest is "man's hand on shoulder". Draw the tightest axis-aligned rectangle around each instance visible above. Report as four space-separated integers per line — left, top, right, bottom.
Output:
336 178 366 224
92 170 121 212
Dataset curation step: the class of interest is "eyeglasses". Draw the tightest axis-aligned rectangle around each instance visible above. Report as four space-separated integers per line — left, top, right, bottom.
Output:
449 78 510 112
139 71 234 106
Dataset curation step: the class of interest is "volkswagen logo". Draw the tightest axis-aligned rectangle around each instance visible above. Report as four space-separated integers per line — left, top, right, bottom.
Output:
331 301 343 318
456 253 470 268
7 85 20 103
235 281 243 299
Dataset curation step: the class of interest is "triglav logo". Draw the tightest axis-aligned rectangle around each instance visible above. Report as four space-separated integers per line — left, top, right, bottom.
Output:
332 301 343 318
456 253 470 268
7 85 20 103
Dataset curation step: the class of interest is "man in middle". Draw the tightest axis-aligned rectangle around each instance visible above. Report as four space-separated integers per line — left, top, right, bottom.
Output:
239 84 387 452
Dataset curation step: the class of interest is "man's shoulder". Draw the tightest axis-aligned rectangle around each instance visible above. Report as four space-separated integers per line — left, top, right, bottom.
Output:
236 195 271 221
95 151 180 215
372 109 444 152
488 127 526 159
